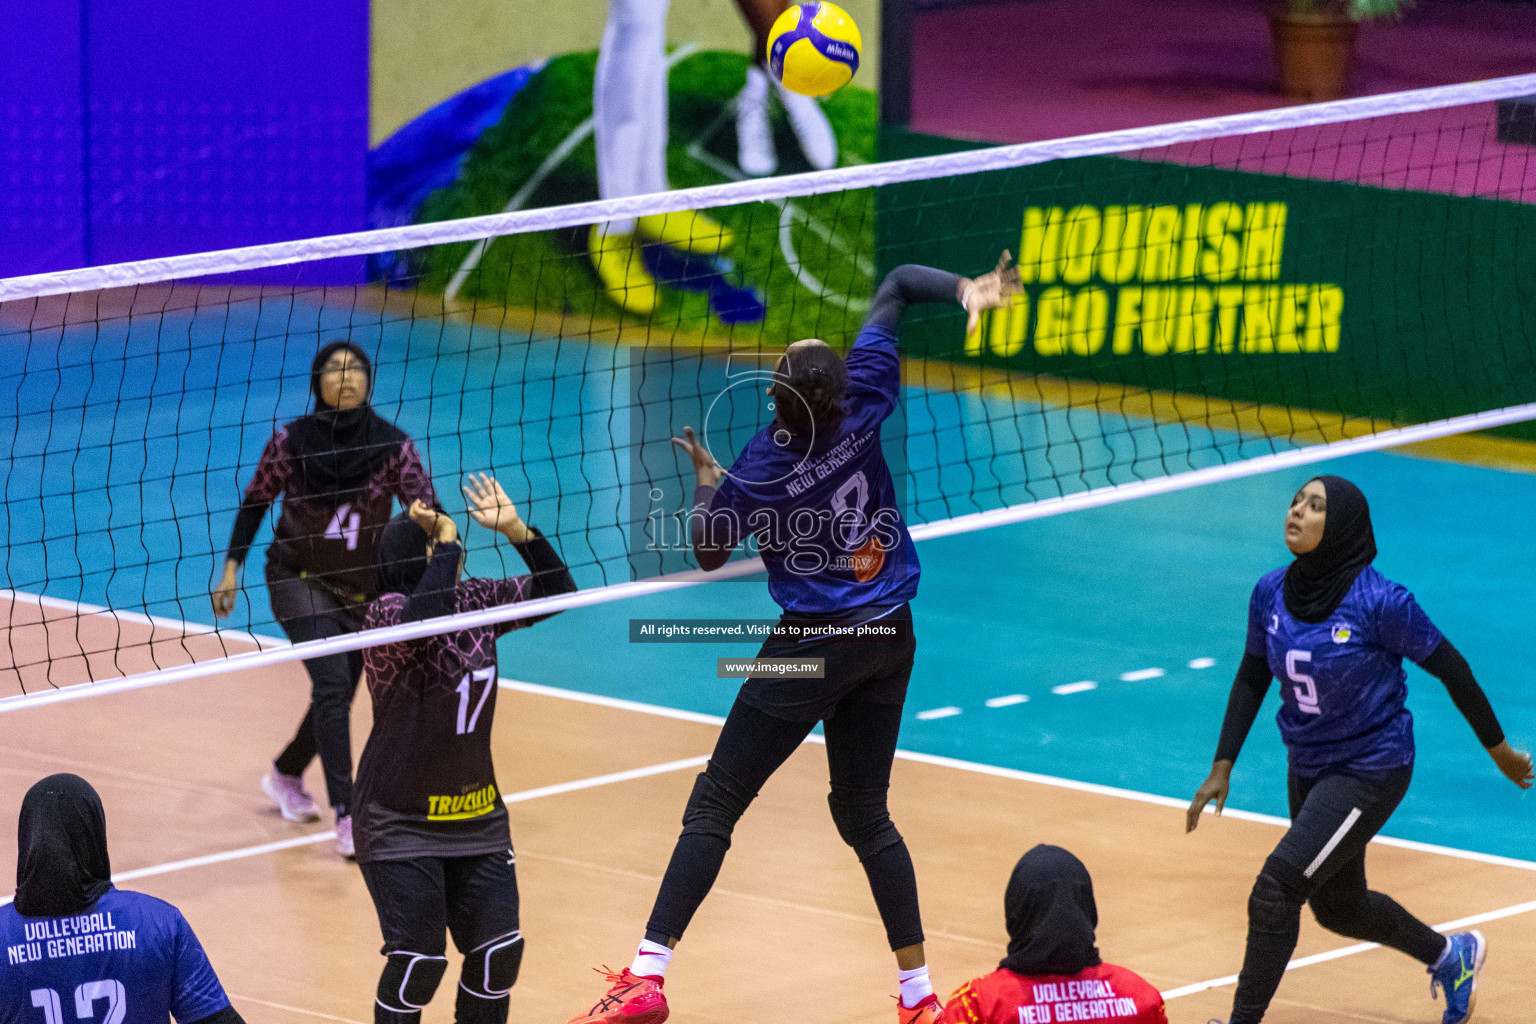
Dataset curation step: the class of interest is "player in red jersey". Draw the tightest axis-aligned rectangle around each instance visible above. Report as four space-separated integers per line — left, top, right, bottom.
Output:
943 846 1166 1024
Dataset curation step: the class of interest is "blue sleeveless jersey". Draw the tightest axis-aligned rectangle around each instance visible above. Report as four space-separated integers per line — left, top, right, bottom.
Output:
1246 565 1444 777
713 324 920 615
1 888 229 1024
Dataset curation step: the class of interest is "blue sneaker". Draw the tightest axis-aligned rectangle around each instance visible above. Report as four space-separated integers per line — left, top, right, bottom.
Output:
1429 930 1486 1024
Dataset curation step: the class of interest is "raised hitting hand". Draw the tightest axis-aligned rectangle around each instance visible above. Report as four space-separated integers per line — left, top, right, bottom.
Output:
959 250 1022 335
463 472 530 543
671 426 725 488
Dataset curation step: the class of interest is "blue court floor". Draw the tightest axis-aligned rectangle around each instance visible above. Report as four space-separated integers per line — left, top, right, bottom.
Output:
3 295 1532 860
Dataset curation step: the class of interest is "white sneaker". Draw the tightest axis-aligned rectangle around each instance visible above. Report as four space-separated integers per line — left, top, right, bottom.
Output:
736 66 778 177
261 764 320 823
335 814 355 859
772 75 838 170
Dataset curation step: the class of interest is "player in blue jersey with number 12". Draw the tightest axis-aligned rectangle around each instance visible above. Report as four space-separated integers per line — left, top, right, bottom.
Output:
1188 475 1533 1024
567 255 1018 1024
2 775 242 1024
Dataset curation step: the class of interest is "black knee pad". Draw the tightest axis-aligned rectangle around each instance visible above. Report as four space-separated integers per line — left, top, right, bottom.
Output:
459 931 524 999
1248 856 1307 933
377 951 448 1013
678 764 752 842
827 789 901 861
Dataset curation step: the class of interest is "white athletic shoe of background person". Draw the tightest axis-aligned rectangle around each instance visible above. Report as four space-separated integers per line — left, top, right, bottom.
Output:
735 64 839 177
262 763 320 823
592 0 732 314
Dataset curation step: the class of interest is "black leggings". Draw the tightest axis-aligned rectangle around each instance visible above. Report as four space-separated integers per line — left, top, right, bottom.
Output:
360 851 522 1024
645 694 923 950
267 563 365 814
1228 765 1446 1024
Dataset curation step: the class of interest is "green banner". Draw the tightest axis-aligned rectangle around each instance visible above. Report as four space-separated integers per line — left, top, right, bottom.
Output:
877 153 1536 432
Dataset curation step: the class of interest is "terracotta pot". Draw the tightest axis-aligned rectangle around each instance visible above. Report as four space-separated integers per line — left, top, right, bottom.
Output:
1268 7 1359 101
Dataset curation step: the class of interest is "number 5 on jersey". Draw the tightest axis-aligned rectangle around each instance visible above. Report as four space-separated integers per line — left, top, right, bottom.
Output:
455 667 495 735
1285 649 1322 715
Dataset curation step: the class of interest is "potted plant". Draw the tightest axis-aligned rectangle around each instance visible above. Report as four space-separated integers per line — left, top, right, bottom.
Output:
1269 0 1414 102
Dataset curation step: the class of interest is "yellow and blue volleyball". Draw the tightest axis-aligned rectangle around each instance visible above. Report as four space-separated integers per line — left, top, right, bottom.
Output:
766 2 862 98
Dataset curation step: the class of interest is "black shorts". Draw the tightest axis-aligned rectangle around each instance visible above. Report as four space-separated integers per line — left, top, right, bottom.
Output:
1271 764 1412 886
736 603 916 723
359 849 521 957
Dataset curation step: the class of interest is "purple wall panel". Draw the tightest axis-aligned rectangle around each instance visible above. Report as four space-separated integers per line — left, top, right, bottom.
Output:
85 0 368 283
0 1 367 284
0 4 86 277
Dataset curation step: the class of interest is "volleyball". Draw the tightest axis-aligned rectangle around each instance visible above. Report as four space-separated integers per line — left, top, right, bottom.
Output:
766 2 862 98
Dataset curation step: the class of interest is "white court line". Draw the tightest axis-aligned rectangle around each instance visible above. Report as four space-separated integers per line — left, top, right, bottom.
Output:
12 397 1536 716
1052 681 1099 695
915 706 963 721
1188 657 1217 670
1119 668 1165 682
5 657 1535 1003
0 589 288 652
501 678 1536 875
1161 899 1536 1000
223 993 367 1024
6 602 1530 879
985 694 1029 708
499 677 727 726
0 754 710 907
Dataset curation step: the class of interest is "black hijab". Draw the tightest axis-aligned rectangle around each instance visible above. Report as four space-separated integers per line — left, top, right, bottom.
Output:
14 774 112 917
285 341 407 499
376 511 432 596
1282 474 1377 624
1000 844 1102 977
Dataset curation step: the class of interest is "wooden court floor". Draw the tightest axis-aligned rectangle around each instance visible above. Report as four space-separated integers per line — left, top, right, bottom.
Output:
2 598 1535 1024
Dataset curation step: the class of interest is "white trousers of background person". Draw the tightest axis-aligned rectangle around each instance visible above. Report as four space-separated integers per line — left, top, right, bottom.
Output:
594 0 670 236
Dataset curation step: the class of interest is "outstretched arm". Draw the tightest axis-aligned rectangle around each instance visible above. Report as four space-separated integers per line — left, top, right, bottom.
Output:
864 253 1019 337
1419 638 1532 788
668 426 737 572
1187 652 1273 832
462 473 576 627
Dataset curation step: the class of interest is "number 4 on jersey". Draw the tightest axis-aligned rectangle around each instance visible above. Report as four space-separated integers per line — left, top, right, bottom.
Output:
325 503 361 550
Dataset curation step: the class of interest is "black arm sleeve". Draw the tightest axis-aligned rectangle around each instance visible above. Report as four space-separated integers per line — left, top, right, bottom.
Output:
400 541 463 624
187 1005 245 1024
511 526 576 599
864 264 964 333
1213 652 1274 764
688 484 739 572
1419 638 1505 748
224 500 271 565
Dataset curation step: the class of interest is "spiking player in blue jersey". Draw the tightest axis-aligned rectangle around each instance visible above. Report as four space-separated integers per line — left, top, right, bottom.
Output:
2 775 241 1024
1187 476 1533 1024
568 256 1019 1024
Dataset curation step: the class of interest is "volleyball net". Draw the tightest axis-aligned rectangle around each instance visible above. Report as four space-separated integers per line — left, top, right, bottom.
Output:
4 73 1536 706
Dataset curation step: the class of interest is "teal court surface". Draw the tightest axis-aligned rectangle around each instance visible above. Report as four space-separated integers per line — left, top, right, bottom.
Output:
1 293 1531 858
3 293 1536 1024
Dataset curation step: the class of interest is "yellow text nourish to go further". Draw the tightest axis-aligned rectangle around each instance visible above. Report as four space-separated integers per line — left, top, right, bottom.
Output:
963 202 1346 358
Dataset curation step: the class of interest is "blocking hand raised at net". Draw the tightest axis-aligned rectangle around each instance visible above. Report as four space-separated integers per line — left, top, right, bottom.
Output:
462 472 532 543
